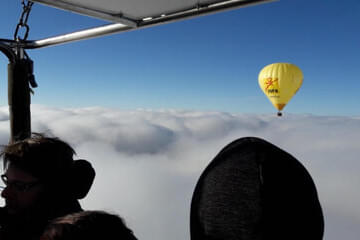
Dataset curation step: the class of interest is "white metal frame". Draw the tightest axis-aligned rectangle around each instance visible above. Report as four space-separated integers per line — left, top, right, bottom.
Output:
22 0 274 49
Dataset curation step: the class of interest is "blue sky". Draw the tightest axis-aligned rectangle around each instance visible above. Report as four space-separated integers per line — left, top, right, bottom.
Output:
0 0 359 115
0 2 360 240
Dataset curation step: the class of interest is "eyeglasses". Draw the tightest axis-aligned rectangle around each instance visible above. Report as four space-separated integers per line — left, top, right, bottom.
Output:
1 174 40 193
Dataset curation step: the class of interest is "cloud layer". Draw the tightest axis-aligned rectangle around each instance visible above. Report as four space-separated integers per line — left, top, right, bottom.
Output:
0 105 359 240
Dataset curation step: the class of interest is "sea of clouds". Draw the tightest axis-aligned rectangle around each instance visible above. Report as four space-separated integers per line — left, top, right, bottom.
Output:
0 105 358 240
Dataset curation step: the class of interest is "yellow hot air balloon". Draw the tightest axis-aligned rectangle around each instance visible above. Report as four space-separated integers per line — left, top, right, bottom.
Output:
258 63 303 116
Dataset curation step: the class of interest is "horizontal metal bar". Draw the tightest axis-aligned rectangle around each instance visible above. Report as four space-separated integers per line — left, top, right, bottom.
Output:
23 0 274 49
24 23 133 49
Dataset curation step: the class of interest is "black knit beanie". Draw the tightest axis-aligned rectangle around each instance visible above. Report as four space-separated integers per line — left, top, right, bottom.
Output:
190 137 324 240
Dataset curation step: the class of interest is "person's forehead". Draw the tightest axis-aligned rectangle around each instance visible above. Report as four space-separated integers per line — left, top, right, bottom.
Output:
4 164 39 182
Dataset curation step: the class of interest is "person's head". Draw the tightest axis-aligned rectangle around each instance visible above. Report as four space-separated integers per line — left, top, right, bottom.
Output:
0 133 95 216
190 137 324 240
40 210 138 240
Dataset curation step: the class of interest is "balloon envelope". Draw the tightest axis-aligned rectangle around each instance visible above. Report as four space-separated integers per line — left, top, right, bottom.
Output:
258 63 303 112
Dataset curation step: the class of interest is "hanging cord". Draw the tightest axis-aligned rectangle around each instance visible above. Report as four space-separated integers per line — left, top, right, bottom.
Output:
14 0 34 42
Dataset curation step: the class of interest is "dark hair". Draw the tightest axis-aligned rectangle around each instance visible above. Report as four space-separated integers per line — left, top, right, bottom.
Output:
1 133 95 199
1 133 75 181
40 210 138 240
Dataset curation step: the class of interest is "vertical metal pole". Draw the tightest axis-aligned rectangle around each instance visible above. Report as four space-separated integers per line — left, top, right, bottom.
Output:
8 59 32 142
